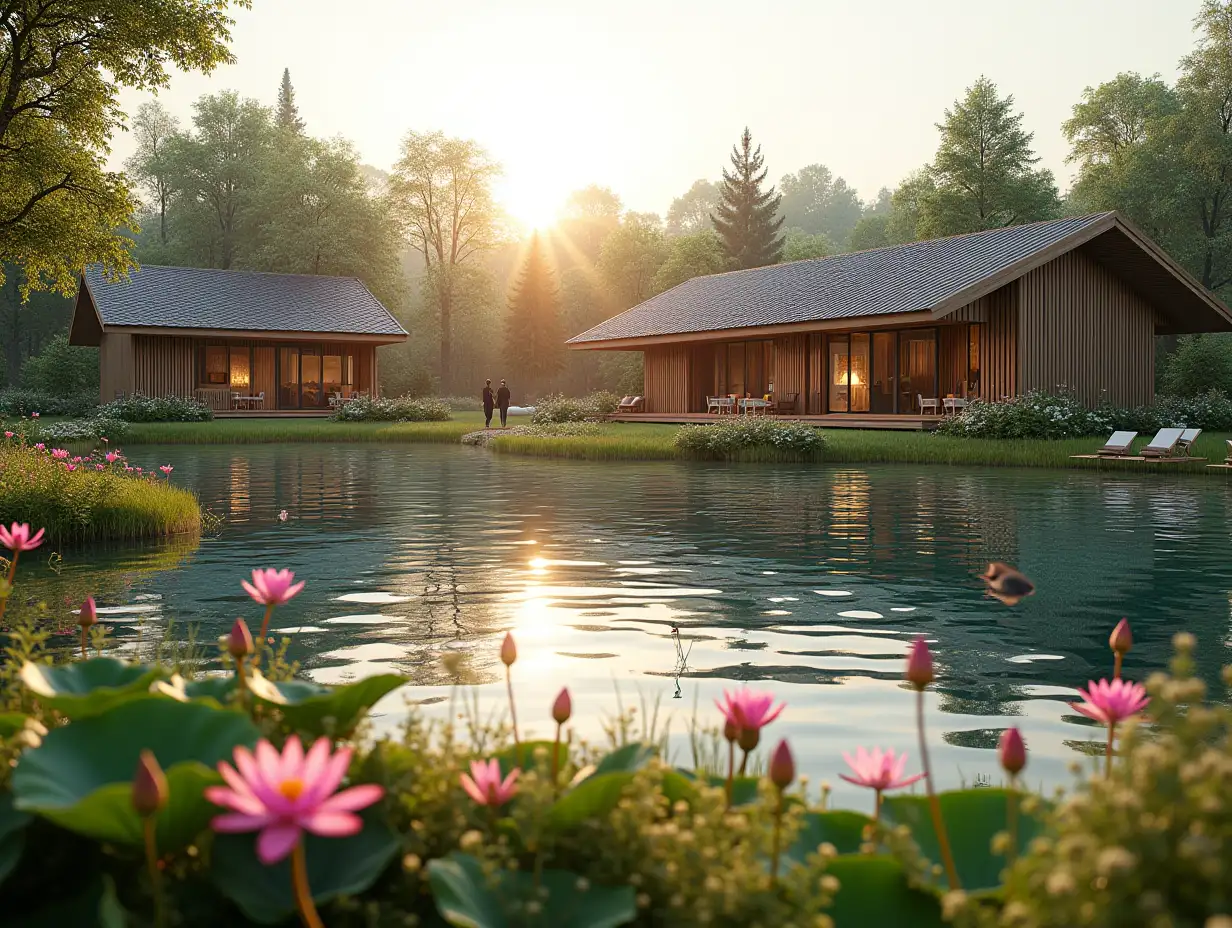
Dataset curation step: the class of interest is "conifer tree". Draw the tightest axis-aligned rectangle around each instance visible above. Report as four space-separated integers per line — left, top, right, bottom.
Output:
276 68 306 133
711 128 784 269
504 234 564 390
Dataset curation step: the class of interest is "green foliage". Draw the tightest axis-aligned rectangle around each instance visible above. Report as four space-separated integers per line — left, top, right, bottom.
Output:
18 335 97 397
1157 334 1232 396
0 444 201 543
18 658 164 719
847 213 891 251
936 391 1115 439
652 230 728 293
920 76 1060 236
712 128 785 268
674 418 825 460
250 673 405 738
0 793 31 886
330 394 452 422
782 227 834 262
275 68 306 134
778 163 864 245
96 394 213 422
504 235 565 392
33 418 129 444
530 392 620 424
665 179 721 236
0 1 249 295
0 390 96 417
598 214 669 308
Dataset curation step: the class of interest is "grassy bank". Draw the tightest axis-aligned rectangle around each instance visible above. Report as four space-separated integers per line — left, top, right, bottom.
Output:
0 446 201 544
124 414 483 444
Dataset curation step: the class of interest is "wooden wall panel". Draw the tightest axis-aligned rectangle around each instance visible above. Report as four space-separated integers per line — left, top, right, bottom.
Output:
772 335 807 407
689 344 715 412
974 285 1018 401
133 335 194 398
938 326 967 396
99 333 134 403
643 345 691 412
1018 249 1156 406
253 347 276 407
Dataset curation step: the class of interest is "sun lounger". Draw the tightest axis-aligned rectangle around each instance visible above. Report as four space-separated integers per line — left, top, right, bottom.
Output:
617 396 644 413
1177 428 1202 456
1095 430 1138 457
1140 427 1187 457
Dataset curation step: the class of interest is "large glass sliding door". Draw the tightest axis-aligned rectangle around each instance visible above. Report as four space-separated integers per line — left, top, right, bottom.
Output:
829 336 850 412
849 333 870 413
871 332 897 413
301 351 322 408
279 348 300 408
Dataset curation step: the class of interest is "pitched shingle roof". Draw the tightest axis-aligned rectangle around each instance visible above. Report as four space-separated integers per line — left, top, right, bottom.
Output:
82 265 406 337
569 213 1116 344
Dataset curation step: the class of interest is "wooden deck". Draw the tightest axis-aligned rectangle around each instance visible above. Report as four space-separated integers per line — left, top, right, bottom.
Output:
214 409 333 419
609 412 941 431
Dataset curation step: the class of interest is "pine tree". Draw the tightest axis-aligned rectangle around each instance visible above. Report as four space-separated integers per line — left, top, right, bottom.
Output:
276 68 305 133
504 234 564 390
711 128 784 269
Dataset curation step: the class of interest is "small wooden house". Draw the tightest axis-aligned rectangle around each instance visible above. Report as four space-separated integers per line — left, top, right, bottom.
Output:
567 212 1232 425
69 265 407 413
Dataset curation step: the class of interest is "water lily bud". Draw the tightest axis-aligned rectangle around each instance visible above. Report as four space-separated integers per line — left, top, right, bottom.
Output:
906 636 935 690
500 631 517 667
998 727 1027 776
132 750 169 817
738 726 760 753
723 720 739 743
769 739 795 790
227 618 253 659
1109 619 1133 655
77 596 97 628
552 687 572 725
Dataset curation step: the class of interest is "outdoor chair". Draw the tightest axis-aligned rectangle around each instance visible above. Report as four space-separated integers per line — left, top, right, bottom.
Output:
1095 431 1138 457
1177 427 1202 456
918 394 941 415
1140 427 1187 457
618 396 644 413
706 396 722 414
771 392 799 415
1225 439 1232 464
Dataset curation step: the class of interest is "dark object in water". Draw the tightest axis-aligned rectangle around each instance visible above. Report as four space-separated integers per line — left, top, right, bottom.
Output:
981 562 1035 606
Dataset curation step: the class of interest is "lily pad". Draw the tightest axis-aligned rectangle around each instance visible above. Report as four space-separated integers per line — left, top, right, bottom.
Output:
0 793 31 886
251 673 404 736
881 788 1047 892
19 659 164 718
211 809 399 924
785 810 872 863
429 851 636 928
664 770 763 807
825 855 946 928
545 742 661 831
493 739 568 778
590 742 656 776
12 696 259 849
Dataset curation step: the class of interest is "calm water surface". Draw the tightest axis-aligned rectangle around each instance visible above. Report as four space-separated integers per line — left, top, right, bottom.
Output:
35 444 1232 807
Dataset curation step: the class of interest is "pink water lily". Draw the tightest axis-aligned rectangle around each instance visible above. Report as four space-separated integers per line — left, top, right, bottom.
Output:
33 443 44 451
206 736 384 865
160 465 173 475
105 451 119 463
460 758 520 807
3 431 12 438
840 746 925 792
50 448 68 459
715 688 785 734
242 568 305 607
1071 678 1149 725
0 523 44 553
64 463 77 471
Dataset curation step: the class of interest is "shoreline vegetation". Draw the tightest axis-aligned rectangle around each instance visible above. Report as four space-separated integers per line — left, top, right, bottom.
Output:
110 412 1232 473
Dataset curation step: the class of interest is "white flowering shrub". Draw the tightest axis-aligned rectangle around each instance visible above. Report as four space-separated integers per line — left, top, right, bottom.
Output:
530 392 621 424
331 395 451 422
675 418 825 458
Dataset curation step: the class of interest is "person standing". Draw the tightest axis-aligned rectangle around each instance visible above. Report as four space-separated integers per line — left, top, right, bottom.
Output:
482 379 495 428
497 379 511 428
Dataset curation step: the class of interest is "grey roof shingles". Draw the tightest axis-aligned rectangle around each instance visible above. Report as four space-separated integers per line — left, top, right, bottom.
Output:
83 265 407 337
568 213 1114 343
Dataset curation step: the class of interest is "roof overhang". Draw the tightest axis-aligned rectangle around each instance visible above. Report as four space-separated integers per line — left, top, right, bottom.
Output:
99 325 407 344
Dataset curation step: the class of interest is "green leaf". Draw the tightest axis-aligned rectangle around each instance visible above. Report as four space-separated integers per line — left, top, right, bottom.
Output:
428 852 636 928
825 855 946 928
211 808 399 924
12 696 259 849
182 676 238 704
660 769 698 805
19 659 164 719
785 810 872 863
660 769 763 807
590 742 655 777
0 792 32 886
7 875 128 928
881 788 1046 892
548 772 633 832
252 673 404 736
0 712 31 739
493 740 567 778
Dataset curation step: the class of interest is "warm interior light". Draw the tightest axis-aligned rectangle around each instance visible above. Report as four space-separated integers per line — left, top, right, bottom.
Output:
834 370 862 386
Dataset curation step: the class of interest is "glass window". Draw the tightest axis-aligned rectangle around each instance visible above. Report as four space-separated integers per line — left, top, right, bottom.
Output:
849 333 870 413
968 324 981 396
899 329 937 413
727 342 745 397
279 348 300 408
229 348 251 390
204 346 228 385
302 352 322 407
872 332 896 414
829 336 850 412
323 355 342 396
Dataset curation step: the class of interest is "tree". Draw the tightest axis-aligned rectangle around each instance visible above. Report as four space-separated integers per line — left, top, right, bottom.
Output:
276 68 306 134
597 213 669 307
778 164 863 244
1158 334 1232 395
652 230 727 293
847 214 889 251
919 77 1060 237
711 128 784 269
125 101 181 246
666 180 720 235
504 234 564 390
0 0 249 294
19 332 96 396
886 170 936 244
388 131 500 391
162 92 272 269
1063 73 1177 167
781 228 833 262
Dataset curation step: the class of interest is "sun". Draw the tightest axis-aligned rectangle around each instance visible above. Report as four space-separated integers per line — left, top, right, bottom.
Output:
495 173 566 233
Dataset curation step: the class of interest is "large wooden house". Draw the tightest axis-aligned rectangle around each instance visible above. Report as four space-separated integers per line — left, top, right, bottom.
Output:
69 265 407 413
568 212 1232 426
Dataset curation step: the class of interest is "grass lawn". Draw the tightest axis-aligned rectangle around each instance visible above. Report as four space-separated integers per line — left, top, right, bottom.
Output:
111 413 1232 473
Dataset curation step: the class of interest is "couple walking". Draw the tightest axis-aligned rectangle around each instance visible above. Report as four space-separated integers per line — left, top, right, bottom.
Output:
482 379 511 428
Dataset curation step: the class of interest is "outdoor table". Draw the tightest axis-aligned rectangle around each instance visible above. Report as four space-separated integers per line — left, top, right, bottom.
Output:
942 397 969 416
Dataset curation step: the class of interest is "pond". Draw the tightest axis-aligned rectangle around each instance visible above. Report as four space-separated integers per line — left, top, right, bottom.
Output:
25 443 1232 808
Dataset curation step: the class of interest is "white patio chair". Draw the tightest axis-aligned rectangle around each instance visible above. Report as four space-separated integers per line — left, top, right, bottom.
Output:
918 394 940 415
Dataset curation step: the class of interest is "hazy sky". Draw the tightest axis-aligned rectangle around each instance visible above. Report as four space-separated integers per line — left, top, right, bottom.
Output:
114 0 1204 227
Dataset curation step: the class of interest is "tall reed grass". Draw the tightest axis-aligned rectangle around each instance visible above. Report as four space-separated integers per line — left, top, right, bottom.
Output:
0 446 200 543
124 417 480 445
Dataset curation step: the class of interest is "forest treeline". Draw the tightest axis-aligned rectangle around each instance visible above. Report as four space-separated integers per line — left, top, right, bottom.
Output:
6 3 1232 398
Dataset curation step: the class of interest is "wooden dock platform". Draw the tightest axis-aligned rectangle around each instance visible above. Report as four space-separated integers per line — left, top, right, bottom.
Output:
608 413 940 431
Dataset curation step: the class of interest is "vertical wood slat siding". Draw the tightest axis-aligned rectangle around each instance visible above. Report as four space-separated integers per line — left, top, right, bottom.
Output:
643 345 691 412
937 326 967 396
957 284 1018 401
772 335 807 406
133 335 194 398
99 333 135 403
1017 249 1156 407
689 345 715 412
253 347 276 404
